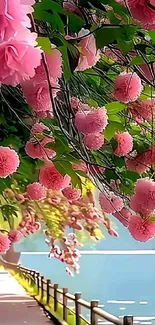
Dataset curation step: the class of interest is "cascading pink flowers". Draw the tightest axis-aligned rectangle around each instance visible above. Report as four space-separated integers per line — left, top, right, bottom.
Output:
0 1 42 86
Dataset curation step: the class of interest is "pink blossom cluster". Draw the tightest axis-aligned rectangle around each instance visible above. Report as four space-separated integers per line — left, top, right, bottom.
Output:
75 105 107 150
114 132 133 156
128 99 155 123
18 206 41 236
25 137 56 160
39 163 71 191
127 0 155 30
0 0 42 86
22 48 62 116
46 233 81 276
62 186 81 201
0 229 23 254
126 146 155 174
27 182 47 201
8 230 23 243
130 178 155 216
113 72 143 103
75 28 100 71
99 190 124 213
0 146 20 178
0 232 10 253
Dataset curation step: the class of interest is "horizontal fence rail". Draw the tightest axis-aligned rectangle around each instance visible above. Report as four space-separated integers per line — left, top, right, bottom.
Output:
17 266 133 325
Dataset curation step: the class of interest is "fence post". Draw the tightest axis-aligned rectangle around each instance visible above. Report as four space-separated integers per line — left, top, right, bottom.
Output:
63 288 68 321
123 316 134 325
36 272 40 295
54 284 59 312
46 279 51 305
41 276 44 300
75 292 81 325
91 300 99 325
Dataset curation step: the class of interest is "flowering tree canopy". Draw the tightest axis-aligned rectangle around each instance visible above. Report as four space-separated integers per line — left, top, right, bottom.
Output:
1 0 155 274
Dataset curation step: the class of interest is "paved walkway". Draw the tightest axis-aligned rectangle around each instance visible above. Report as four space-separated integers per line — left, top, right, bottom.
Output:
0 270 52 324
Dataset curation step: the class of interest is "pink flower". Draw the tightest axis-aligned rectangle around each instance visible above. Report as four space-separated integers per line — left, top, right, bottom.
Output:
128 99 155 122
8 230 23 243
114 132 133 156
83 133 104 150
22 82 54 113
72 161 87 173
127 0 155 29
0 146 20 178
113 72 143 103
27 182 46 200
130 194 153 216
0 33 42 86
114 207 131 227
61 175 71 189
75 107 108 134
99 191 123 213
130 178 155 214
0 0 34 41
128 215 155 242
0 233 10 253
71 97 81 113
76 29 99 71
31 49 62 84
25 137 56 160
62 187 81 201
39 164 67 190
31 123 49 134
126 151 151 174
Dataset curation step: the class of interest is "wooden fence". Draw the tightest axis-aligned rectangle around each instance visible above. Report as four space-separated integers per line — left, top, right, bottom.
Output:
17 265 133 325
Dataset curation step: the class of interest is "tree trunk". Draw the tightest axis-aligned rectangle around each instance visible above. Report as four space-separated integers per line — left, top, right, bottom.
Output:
1 245 21 265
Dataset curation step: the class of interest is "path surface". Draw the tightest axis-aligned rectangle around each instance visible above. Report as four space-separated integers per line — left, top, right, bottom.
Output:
0 270 52 325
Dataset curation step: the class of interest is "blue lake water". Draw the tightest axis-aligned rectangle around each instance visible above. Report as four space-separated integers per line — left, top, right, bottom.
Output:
14 216 155 325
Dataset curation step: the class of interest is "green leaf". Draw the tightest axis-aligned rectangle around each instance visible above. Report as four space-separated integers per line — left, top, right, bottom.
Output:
149 216 155 221
124 170 140 182
130 56 145 66
108 115 122 123
105 102 126 114
149 31 155 44
54 161 82 189
104 121 124 141
117 38 133 55
67 12 84 32
95 26 122 48
0 178 12 194
0 136 23 151
104 170 118 181
37 37 52 53
34 0 65 32
57 37 72 80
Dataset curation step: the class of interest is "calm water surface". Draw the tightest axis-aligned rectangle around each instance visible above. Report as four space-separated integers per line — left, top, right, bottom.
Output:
15 216 155 324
